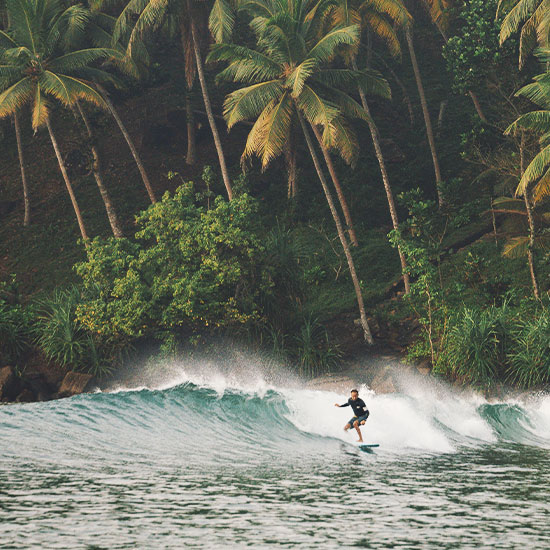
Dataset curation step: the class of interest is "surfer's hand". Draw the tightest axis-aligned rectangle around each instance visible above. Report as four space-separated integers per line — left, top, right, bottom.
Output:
334 403 340 407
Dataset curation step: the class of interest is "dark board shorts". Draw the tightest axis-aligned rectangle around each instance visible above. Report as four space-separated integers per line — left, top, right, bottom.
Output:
347 411 370 427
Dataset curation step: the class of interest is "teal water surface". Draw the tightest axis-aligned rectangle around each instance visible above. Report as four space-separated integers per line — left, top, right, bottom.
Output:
1 375 549 549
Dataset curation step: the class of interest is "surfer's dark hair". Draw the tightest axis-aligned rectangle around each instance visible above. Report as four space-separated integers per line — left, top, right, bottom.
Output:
351 389 358 393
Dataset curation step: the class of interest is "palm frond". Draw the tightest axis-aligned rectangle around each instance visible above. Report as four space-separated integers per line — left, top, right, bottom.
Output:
287 57 317 97
40 71 106 108
499 0 540 44
0 75 32 119
517 143 550 192
260 91 293 168
308 24 360 63
209 0 235 43
223 79 283 128
324 116 358 165
506 110 550 135
296 84 340 127
31 84 49 128
47 48 123 73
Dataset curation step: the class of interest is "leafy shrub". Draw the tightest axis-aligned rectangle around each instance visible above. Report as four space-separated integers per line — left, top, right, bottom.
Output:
75 183 269 341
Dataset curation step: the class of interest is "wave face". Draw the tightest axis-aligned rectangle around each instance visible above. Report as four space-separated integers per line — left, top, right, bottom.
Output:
2 367 550 549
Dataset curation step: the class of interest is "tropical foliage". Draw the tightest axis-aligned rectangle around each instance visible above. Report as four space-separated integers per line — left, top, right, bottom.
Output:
1 0 550 390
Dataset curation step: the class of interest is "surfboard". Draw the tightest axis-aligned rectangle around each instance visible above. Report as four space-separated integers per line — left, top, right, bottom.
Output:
358 444 379 452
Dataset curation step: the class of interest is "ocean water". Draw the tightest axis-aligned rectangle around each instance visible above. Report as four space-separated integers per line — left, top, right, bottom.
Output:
1 362 549 549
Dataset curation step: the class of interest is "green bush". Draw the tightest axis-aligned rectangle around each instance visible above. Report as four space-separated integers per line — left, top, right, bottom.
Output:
75 183 270 341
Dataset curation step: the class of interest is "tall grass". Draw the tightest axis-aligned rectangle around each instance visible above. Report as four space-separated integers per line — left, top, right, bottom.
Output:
0 302 32 364
507 310 550 388
439 304 514 389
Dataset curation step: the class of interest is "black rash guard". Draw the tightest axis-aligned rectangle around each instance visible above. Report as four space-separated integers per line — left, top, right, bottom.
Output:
340 397 368 417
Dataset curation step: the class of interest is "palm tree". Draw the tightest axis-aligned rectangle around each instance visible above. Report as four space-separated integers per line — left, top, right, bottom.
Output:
331 0 412 292
211 0 363 241
210 0 392 343
503 63 550 299
105 0 234 199
0 0 122 241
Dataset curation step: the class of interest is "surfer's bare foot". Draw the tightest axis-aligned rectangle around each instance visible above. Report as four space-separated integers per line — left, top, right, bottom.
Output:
357 439 363 443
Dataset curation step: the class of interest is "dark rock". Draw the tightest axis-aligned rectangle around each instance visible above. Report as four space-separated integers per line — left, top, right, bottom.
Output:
0 366 17 400
57 372 93 398
15 389 35 403
26 372 54 400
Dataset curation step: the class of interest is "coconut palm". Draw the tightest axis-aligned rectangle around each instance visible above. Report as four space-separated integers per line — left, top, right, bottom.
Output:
209 0 392 343
211 0 361 243
504 57 550 298
330 0 412 292
101 0 234 199
0 0 122 241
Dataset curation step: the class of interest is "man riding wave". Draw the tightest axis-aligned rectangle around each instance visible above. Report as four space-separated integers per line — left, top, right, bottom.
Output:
334 389 369 442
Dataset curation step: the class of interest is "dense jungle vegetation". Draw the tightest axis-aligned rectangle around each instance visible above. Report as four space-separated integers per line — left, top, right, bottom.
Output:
1 0 549 392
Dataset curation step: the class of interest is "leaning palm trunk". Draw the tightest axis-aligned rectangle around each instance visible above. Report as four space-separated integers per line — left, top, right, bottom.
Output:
405 26 444 207
186 91 196 165
75 101 123 238
188 3 233 201
285 146 297 198
46 118 88 242
310 124 359 246
523 188 541 301
352 60 410 293
296 110 373 344
95 83 157 204
520 133 541 300
14 111 30 226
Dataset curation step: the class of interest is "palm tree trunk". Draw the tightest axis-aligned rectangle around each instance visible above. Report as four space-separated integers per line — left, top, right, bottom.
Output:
14 112 30 227
95 83 157 204
353 60 410 294
310 124 359 246
285 146 297 198
296 110 373 344
188 2 233 201
75 101 123 238
46 118 88 242
520 133 540 300
186 91 196 165
405 26 444 207
523 189 540 301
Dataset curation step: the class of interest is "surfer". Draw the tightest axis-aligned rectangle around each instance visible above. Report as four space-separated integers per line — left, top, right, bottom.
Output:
334 389 369 442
